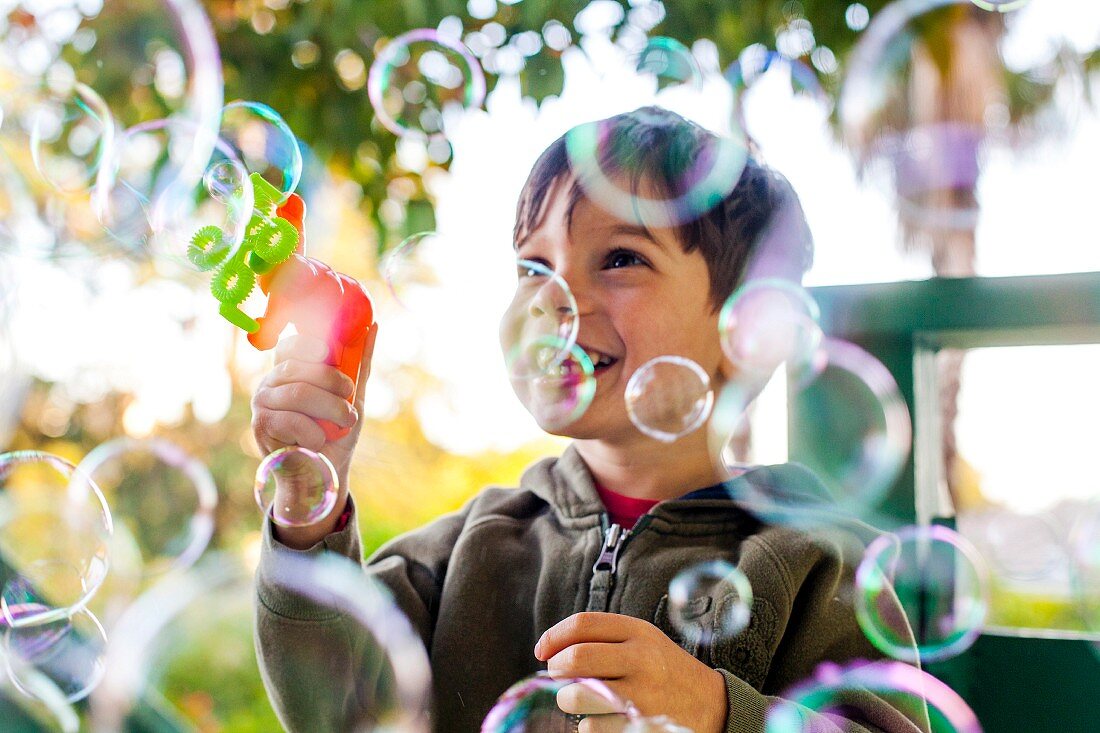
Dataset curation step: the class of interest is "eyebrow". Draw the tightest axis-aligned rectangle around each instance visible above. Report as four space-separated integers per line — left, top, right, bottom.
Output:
608 223 669 253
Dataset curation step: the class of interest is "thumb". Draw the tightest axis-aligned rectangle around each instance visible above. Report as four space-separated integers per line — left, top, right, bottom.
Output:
353 322 379 413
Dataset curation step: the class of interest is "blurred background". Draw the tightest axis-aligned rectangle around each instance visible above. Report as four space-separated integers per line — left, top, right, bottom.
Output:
2 0 1100 730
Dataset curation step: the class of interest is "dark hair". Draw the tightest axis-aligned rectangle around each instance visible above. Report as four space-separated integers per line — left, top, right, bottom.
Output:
513 106 814 308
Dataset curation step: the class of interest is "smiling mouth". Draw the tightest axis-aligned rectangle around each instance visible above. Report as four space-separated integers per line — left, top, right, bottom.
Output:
580 347 619 376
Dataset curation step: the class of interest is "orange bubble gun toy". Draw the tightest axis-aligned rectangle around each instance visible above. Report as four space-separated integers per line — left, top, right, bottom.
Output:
189 173 374 441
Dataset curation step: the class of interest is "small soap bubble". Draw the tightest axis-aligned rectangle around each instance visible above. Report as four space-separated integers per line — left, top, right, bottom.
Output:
219 100 303 199
254 446 340 528
856 524 990 664
766 659 982 733
368 29 486 139
202 158 247 204
668 560 752 647
3 607 106 703
499 259 580 380
507 338 597 433
625 356 713 443
380 230 451 310
29 82 115 195
635 37 702 90
482 673 627 731
718 279 822 381
970 0 1030 11
725 47 829 137
71 438 218 576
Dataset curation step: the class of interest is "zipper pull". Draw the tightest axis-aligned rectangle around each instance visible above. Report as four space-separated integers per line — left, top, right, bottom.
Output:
593 523 629 575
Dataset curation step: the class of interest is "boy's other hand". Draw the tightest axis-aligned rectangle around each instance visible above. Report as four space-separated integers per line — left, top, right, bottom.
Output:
535 612 727 733
251 322 379 549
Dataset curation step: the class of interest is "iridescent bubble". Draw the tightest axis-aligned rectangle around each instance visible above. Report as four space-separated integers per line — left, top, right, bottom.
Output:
0 641 81 732
787 338 912 522
367 28 487 139
254 446 339 529
89 552 431 733
971 0 1031 11
499 259 580 381
29 82 115 194
725 46 829 136
0 451 112 628
766 659 982 733
481 673 627 731
625 356 713 443
668 560 752 647
507 338 597 433
3 607 107 703
961 508 1064 582
718 278 822 381
564 113 748 229
380 230 451 311
219 100 303 199
202 158 248 204
71 438 217 576
635 37 702 90
856 524 990 664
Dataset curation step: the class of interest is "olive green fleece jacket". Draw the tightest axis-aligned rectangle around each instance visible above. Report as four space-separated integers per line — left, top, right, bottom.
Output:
255 445 929 733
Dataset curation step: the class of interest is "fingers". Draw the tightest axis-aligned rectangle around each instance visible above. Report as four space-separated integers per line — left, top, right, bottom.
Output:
269 359 355 399
547 643 628 681
535 613 636 661
353 322 379 412
256 383 357 428
556 680 626 715
274 333 329 364
251 409 327 453
578 715 630 733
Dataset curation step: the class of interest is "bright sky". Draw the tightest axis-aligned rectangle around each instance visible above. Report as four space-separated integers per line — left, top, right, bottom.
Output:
4 0 1100 515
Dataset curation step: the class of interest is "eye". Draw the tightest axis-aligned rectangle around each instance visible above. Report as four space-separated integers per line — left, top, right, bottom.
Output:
517 258 552 278
604 248 648 269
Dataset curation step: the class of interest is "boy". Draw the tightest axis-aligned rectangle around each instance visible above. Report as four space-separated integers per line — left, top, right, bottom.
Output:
251 107 924 732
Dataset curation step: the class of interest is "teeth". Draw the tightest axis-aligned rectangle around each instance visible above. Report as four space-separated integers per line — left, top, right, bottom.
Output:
585 350 615 368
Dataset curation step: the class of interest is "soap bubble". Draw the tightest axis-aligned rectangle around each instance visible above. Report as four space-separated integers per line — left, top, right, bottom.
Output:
219 100 303 199
1070 504 1100 633
971 0 1031 11
725 46 829 137
3 607 107 703
767 659 982 733
71 438 217 576
961 509 1064 582
718 278 822 381
668 560 752 647
564 112 748 229
96 118 254 272
856 524 990 663
88 552 431 733
786 338 912 524
0 451 112 628
367 28 486 139
507 338 597 433
29 82 115 195
482 673 628 731
500 259 580 380
254 446 339 529
380 230 451 310
0 641 81 732
625 356 713 443
635 37 702 90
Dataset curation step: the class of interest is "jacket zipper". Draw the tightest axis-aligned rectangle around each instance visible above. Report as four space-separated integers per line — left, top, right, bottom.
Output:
589 514 653 610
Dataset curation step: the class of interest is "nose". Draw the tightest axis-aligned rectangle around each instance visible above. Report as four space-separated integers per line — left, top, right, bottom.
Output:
528 279 578 321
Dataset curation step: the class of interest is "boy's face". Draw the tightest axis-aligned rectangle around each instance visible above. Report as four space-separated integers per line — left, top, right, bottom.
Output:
511 177 730 444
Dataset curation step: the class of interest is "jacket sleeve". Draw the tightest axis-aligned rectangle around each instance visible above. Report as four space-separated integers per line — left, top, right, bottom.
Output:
253 495 470 733
716 530 932 733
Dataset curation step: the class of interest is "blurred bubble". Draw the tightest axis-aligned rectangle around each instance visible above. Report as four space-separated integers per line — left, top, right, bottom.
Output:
634 37 702 90
839 0 1079 237
367 28 487 140
29 82 115 195
71 438 217 576
499 259 580 380
507 338 597 433
725 46 829 134
668 559 752 647
254 446 339 529
625 356 713 443
4 607 107 703
564 113 748 229
219 100 303 199
787 338 912 522
481 673 627 731
766 659 982 733
95 119 254 272
0 451 112 628
89 552 431 733
856 524 990 664
971 0 1031 11
718 279 822 381
381 230 452 310
0 641 81 732
962 509 1064 582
